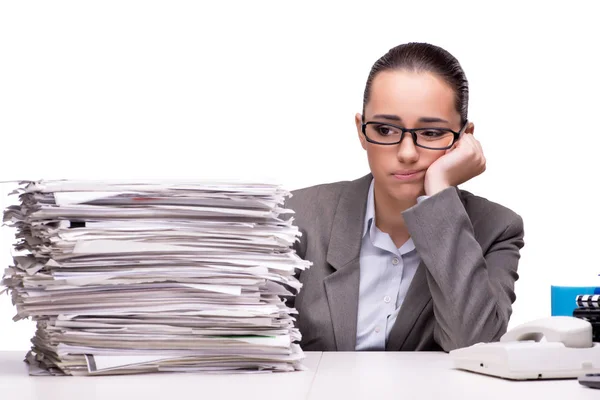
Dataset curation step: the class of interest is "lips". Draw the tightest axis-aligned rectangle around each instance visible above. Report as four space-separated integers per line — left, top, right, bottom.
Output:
391 169 424 181
393 170 421 176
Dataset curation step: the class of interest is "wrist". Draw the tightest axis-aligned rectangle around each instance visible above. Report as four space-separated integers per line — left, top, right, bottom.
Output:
424 178 451 196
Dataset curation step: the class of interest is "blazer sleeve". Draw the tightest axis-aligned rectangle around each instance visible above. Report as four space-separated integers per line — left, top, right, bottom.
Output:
402 186 524 352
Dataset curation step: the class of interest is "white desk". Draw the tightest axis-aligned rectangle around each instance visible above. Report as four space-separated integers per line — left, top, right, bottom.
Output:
0 351 322 400
1 351 597 400
311 352 598 400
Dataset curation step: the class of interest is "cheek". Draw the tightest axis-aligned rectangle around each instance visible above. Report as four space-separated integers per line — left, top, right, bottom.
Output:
365 146 393 173
421 151 445 168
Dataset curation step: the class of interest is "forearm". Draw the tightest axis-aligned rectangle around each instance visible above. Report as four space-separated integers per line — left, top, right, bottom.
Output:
403 187 522 351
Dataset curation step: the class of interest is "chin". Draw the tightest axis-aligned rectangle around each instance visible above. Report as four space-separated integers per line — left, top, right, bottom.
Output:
385 180 425 201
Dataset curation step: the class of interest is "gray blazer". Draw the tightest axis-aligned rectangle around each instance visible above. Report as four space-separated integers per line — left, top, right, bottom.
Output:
285 174 524 352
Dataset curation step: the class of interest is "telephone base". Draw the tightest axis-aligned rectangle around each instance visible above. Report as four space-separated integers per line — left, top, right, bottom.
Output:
450 341 600 380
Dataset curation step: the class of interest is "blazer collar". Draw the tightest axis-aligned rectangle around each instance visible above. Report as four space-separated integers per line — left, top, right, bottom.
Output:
326 173 373 270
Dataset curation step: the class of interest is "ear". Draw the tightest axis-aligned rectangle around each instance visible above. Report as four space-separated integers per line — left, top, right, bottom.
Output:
465 121 475 135
355 113 367 150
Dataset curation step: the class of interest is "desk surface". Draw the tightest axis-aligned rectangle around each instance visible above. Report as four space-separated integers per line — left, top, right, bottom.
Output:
310 352 597 400
0 351 597 400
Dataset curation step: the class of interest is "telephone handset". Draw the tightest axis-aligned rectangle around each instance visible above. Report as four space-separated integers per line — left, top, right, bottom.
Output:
450 316 600 380
499 316 593 348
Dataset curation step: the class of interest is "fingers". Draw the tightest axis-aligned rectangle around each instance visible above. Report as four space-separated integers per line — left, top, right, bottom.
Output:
461 134 483 155
473 137 483 154
456 133 477 152
468 136 486 172
458 134 486 172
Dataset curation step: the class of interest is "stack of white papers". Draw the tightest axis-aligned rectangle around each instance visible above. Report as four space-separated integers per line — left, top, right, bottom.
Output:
2 180 310 375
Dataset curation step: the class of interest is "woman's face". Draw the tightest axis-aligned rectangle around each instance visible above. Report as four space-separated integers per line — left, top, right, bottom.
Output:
355 70 469 201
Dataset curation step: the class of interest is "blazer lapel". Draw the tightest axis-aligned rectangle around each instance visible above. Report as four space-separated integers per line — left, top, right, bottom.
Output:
385 261 432 350
323 174 372 351
323 258 361 350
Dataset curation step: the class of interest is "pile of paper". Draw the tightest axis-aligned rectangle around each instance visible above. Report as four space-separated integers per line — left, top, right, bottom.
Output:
2 180 310 375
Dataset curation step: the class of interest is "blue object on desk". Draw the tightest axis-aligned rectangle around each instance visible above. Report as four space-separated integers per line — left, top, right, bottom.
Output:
551 286 600 316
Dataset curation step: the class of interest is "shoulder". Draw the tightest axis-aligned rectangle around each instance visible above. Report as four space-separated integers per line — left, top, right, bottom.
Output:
285 180 349 213
283 175 372 235
283 180 352 233
282 179 355 257
459 189 524 234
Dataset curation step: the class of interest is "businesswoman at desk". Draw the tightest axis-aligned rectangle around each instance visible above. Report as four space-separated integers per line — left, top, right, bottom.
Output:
285 42 525 352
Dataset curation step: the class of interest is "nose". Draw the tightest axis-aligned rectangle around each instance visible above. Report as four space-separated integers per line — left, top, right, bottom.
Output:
396 133 419 164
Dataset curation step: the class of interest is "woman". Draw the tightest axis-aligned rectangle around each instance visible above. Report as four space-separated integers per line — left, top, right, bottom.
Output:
285 42 525 352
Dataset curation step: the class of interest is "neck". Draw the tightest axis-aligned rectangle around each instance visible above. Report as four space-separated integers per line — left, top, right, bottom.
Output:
373 182 418 246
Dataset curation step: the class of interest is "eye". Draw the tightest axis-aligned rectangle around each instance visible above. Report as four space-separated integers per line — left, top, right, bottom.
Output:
416 129 453 141
419 129 445 138
375 125 399 136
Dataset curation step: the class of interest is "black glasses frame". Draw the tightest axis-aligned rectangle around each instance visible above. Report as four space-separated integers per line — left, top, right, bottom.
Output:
361 120 469 150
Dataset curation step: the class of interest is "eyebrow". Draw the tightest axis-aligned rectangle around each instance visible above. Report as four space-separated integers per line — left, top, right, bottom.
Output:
371 114 449 124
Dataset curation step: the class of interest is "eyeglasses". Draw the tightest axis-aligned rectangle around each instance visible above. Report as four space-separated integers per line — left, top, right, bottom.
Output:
361 120 469 150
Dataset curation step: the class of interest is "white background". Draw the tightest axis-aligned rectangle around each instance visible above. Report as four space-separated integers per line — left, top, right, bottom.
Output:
1 0 599 351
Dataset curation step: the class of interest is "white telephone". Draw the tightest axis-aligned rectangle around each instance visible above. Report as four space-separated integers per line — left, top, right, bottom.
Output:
449 316 600 380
